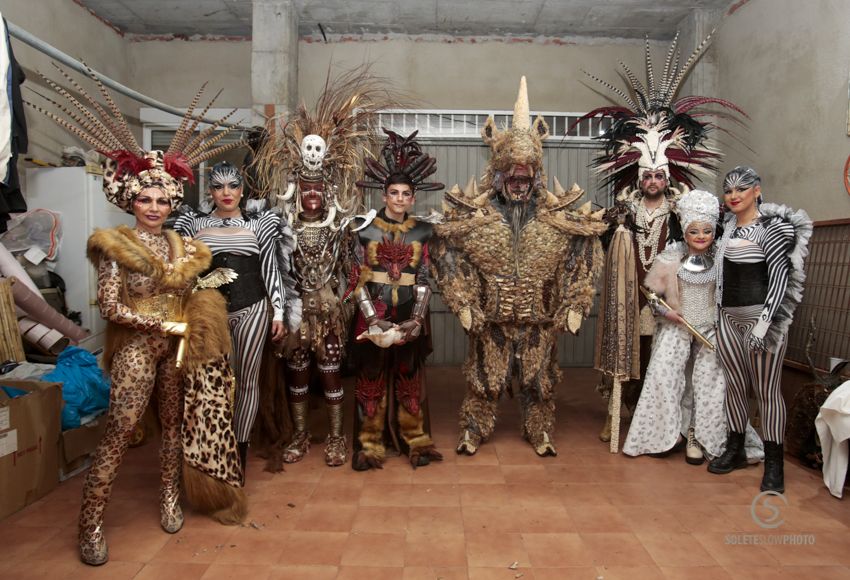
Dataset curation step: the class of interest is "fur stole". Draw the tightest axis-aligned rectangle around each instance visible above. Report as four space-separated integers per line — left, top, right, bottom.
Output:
644 242 687 314
87 225 212 289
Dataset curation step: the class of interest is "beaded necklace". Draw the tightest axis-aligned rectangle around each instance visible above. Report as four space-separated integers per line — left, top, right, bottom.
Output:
635 197 670 270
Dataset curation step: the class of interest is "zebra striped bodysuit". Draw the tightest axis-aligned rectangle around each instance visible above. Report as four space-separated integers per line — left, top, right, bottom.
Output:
174 210 285 442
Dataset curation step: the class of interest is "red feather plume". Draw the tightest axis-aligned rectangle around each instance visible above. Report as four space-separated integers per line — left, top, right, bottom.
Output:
163 153 196 185
103 149 153 176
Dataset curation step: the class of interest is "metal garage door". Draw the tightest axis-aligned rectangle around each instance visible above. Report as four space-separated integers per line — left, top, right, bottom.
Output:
366 135 606 367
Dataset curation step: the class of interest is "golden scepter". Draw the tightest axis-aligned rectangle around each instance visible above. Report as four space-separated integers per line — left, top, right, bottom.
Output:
175 268 238 368
639 286 716 352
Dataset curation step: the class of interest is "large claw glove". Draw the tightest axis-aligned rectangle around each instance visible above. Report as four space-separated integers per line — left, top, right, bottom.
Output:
567 309 584 335
458 305 485 334
397 319 423 344
161 321 187 336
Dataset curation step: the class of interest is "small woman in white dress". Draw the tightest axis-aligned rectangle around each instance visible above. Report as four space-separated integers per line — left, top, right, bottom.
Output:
623 189 763 464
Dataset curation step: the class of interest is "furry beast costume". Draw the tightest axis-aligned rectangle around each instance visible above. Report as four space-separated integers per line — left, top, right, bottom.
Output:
432 77 607 456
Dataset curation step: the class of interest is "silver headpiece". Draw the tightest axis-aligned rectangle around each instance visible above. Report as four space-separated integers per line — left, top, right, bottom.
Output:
676 189 719 232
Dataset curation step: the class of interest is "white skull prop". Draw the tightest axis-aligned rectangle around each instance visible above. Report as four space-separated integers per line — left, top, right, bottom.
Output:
300 134 327 172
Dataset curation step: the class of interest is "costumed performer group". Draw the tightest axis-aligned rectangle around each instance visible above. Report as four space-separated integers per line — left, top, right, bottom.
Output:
21 28 816 569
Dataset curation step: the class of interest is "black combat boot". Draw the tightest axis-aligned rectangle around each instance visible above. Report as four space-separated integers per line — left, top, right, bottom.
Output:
760 441 785 493
707 431 747 474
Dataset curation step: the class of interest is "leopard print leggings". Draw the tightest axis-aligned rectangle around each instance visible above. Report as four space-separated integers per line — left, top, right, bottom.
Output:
79 331 183 537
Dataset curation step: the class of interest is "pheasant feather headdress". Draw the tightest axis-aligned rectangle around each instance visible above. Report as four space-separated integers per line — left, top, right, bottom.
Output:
26 64 247 212
578 31 746 191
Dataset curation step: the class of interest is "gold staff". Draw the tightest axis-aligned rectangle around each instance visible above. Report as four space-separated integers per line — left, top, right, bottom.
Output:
639 286 716 352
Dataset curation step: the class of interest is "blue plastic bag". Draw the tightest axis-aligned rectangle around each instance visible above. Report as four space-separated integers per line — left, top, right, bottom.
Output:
43 346 111 430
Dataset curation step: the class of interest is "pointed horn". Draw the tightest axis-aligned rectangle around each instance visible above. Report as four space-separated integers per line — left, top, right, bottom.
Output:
462 176 475 196
303 204 336 229
546 190 559 206
553 176 565 195
279 181 296 202
512 76 530 130
577 201 592 215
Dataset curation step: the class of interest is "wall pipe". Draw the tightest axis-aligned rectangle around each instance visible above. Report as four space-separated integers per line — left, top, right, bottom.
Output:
6 20 247 129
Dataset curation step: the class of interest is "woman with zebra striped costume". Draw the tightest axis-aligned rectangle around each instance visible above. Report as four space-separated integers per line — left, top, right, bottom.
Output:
174 161 294 477
708 167 812 493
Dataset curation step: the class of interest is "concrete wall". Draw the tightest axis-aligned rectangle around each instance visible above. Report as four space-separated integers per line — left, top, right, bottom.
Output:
715 0 850 221
2 0 131 165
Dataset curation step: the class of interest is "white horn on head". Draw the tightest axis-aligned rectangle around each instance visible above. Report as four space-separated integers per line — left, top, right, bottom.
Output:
278 181 295 202
303 204 336 229
512 76 530 130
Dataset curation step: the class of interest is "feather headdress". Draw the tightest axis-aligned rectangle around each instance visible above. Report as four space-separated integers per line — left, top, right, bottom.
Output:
577 31 746 191
25 64 247 212
251 65 401 210
356 128 444 193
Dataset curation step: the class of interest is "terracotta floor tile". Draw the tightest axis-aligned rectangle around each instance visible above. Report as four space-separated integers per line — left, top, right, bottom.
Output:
566 504 631 533
691 531 780 567
402 566 469 580
465 532 529 568
636 531 718 567
454 443 501 466
580 532 656 567
660 566 734 580
2 524 62 561
409 483 461 507
726 566 850 580
507 483 568 507
249 481 316 503
521 532 593 567
267 564 339 580
135 562 211 580
0 559 83 580
760 531 850 566
409 460 459 484
340 532 406 567
592 565 666 580
360 483 413 507
276 531 349 566
200 563 273 580
67 561 145 579
617 506 687 533
294 503 358 532
336 567 405 580
533 568 600 580
518 505 576 533
500 464 552 485
467 566 536 580
308 480 364 505
557 484 613 507
404 532 467 567
5 496 80 528
242 500 302 532
351 506 409 533
459 483 511 507
674 505 741 533
211 528 287 565
457 465 507 484
463 505 527 533
152 528 238 563
407 506 465 535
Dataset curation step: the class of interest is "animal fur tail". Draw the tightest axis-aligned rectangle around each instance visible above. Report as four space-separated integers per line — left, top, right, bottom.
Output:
183 462 247 525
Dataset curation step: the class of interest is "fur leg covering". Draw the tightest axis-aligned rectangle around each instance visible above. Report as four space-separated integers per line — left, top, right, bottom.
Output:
459 393 498 441
182 463 247 525
354 393 388 471
181 289 247 524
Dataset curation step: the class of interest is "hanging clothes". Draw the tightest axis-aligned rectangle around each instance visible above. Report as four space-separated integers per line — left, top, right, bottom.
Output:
0 16 28 233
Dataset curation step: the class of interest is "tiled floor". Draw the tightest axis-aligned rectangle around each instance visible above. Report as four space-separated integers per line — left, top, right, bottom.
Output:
2 367 849 579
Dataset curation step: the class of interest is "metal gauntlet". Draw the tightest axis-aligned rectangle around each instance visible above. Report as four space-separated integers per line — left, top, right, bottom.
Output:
411 285 431 324
355 286 378 325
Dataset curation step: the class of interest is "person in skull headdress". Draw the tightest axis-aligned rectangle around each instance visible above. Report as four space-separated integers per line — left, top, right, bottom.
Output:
250 68 393 467
349 129 444 471
432 77 607 457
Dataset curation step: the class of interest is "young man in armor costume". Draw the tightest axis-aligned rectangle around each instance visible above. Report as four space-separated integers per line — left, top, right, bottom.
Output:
349 129 444 471
431 77 607 457
580 32 747 445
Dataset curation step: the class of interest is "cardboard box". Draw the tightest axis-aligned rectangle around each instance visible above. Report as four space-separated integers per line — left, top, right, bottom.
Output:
0 379 62 520
59 414 107 481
